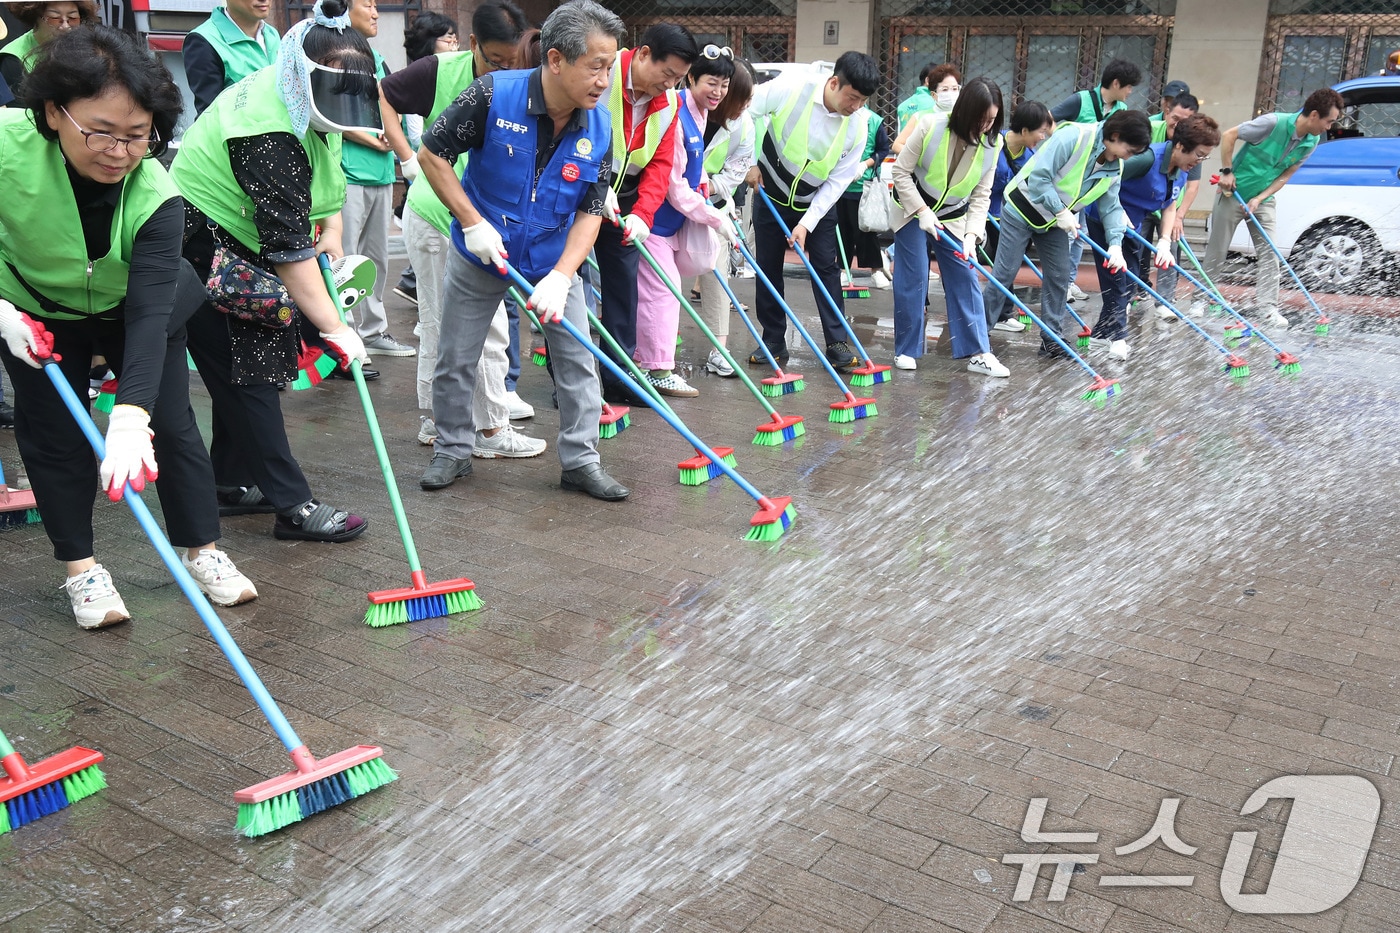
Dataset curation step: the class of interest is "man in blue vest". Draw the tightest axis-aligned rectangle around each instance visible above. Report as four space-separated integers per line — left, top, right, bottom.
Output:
415 0 630 501
182 0 281 115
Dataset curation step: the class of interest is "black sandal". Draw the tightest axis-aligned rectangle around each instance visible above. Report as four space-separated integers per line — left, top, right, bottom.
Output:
217 485 277 516
273 499 368 543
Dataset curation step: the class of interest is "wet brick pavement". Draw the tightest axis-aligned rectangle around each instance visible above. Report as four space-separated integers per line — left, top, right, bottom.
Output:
2 257 1400 932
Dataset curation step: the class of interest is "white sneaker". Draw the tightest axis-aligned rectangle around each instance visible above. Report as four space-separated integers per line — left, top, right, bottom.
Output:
1067 283 1088 302
418 416 437 446
871 270 891 290
644 370 699 398
894 354 917 370
1187 301 1206 319
504 390 534 420
474 425 547 458
182 549 257 607
1086 336 1110 351
840 271 852 287
736 265 755 279
705 349 735 377
1262 309 1290 330
1155 302 1177 321
993 318 1027 333
967 352 1010 378
1108 340 1130 361
364 334 417 357
64 564 130 629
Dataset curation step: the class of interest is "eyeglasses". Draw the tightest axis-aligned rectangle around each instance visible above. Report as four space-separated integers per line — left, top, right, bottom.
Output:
435 33 459 48
60 107 159 158
478 48 513 71
701 44 733 61
42 9 83 27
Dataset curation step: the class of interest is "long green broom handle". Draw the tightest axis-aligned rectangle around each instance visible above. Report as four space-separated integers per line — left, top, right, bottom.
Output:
1177 236 1226 301
317 255 423 577
631 238 780 418
834 224 856 285
577 256 677 416
0 729 16 761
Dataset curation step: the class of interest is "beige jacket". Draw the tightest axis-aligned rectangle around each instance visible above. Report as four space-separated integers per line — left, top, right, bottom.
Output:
890 111 999 243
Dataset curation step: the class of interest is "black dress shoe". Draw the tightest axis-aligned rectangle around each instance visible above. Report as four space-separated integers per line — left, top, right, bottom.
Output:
1037 339 1071 361
602 383 646 406
328 365 380 381
561 462 629 501
217 484 277 516
420 452 473 490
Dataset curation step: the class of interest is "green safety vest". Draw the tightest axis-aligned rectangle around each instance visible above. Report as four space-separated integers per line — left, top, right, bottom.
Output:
847 109 884 192
1068 87 1124 125
0 109 178 319
1232 111 1319 203
904 113 1001 214
341 50 394 186
171 67 346 255
896 86 934 132
188 6 280 89
702 112 753 175
0 30 40 77
756 78 859 209
1149 112 1169 144
1005 122 1120 229
404 51 477 236
608 52 678 190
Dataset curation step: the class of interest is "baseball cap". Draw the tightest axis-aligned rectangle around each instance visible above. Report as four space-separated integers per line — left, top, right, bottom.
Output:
1162 79 1191 99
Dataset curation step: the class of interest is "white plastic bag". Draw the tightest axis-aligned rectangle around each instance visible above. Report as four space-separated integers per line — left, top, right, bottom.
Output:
858 172 893 233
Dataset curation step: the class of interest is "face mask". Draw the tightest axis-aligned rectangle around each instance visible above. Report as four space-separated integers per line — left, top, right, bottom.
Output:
935 89 958 112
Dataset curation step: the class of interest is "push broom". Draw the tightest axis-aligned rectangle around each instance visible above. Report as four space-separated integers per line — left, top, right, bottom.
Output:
732 233 876 422
1 727 104 834
504 263 795 540
315 255 481 626
834 226 869 299
631 239 805 448
1172 233 1267 350
1216 177 1331 334
1126 229 1301 375
934 227 1122 404
0 456 40 529
517 293 628 439
985 215 1075 335
758 190 892 388
37 351 394 837
710 267 804 396
1076 231 1250 379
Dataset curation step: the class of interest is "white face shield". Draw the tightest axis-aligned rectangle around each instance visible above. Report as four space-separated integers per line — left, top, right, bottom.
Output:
306 61 382 134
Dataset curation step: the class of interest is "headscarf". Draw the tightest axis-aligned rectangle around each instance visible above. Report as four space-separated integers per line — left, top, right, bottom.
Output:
276 0 352 138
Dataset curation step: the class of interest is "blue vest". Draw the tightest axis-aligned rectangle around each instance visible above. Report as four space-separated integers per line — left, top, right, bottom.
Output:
1113 141 1185 229
990 132 1034 218
651 93 704 238
453 69 612 280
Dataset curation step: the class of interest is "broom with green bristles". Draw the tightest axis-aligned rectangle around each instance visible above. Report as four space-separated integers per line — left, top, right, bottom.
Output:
711 268 804 396
834 227 870 299
93 377 118 414
1 728 105 834
0 457 40 529
517 296 629 439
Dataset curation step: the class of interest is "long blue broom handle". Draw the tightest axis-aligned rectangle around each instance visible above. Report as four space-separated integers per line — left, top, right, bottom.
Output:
730 232 852 392
1124 228 1286 355
502 265 770 505
1075 231 1230 355
931 226 1100 380
41 360 304 754
712 269 777 371
986 216 1089 330
1227 187 1326 319
757 189 874 362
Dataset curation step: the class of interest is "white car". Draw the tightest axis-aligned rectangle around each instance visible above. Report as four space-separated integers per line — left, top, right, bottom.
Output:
751 61 834 85
1226 76 1400 292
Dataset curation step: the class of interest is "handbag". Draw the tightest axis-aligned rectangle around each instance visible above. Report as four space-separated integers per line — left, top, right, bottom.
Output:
858 175 893 233
673 219 722 279
204 237 297 329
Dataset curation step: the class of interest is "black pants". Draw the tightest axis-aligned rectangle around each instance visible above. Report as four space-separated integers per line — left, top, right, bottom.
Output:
836 193 883 269
1 262 221 561
753 197 846 354
593 219 640 392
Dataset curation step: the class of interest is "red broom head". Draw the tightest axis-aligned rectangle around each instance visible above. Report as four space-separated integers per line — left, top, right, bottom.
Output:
599 403 630 425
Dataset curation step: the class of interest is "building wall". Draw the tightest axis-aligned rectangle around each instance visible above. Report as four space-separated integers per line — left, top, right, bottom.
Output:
793 0 871 65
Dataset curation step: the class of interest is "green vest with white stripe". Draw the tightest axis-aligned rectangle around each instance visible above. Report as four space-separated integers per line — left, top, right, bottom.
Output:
405 51 477 236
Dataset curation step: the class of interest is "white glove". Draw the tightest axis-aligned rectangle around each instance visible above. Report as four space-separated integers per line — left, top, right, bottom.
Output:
602 187 620 224
0 299 53 368
621 213 650 245
1153 237 1176 269
400 152 420 182
917 210 943 235
101 404 158 502
707 207 739 246
1053 208 1079 235
320 326 369 371
527 270 572 324
1104 244 1127 273
461 219 508 272
960 235 978 263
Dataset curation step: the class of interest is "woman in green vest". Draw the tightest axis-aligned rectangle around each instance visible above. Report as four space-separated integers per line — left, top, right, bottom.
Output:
890 77 1005 376
0 26 257 629
0 2 97 106
171 0 377 544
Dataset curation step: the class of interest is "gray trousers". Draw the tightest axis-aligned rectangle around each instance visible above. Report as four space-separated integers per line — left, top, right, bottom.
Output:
341 183 392 340
435 250 600 469
1204 193 1279 314
983 209 1074 340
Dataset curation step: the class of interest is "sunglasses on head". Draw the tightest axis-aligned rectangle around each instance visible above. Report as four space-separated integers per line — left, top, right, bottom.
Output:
701 44 733 61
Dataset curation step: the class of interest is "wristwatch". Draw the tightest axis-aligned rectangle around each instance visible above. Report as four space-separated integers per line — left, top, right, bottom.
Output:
1218 168 1233 176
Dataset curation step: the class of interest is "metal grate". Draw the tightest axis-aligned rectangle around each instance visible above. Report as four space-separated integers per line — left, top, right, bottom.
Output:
599 0 798 64
1256 13 1400 114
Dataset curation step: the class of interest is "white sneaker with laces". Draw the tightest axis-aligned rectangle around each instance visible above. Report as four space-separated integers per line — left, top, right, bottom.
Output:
1108 340 1130 361
705 349 735 377
182 549 258 607
1067 283 1088 302
894 354 917 370
993 318 1026 333
644 370 700 398
1087 336 1110 350
474 425 547 458
736 265 755 279
840 271 852 287
871 270 892 290
418 415 437 446
504 390 534 420
364 333 417 357
64 564 130 629
1262 308 1290 330
1155 302 1177 321
1187 301 1206 319
967 352 1010 378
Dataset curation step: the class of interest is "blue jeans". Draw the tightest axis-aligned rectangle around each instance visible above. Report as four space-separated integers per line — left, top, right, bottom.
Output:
893 221 989 359
982 209 1073 351
1087 215 1139 341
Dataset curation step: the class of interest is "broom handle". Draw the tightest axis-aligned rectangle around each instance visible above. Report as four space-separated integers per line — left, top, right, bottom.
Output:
316 255 424 579
758 189 874 364
631 238 781 418
1223 185 1327 320
986 216 1088 330
0 729 28 781
712 269 782 374
834 224 856 286
41 361 305 754
504 264 774 507
578 255 678 417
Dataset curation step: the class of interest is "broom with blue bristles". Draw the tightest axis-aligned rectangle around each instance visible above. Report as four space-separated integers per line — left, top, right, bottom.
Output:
1 727 105 835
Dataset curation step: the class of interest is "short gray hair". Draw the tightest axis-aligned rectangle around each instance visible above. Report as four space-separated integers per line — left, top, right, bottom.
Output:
541 0 623 63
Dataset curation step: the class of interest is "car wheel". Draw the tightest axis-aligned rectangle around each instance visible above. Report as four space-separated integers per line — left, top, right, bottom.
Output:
1291 222 1378 294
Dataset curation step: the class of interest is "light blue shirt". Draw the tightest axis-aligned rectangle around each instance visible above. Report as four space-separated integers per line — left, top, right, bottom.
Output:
1020 124 1128 245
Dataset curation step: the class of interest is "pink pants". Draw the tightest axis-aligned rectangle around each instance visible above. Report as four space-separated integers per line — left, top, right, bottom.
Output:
634 232 681 370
